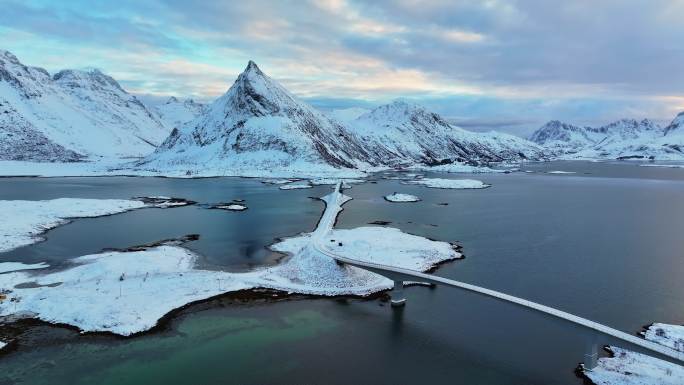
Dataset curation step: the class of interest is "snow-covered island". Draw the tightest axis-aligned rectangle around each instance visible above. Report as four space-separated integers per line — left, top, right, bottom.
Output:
0 198 150 253
279 182 313 190
0 184 461 336
384 193 421 202
584 323 684 385
403 178 491 189
547 171 576 175
641 323 684 355
211 203 248 211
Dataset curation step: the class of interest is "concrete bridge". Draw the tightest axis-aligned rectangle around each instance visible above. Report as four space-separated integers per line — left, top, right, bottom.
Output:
312 182 684 370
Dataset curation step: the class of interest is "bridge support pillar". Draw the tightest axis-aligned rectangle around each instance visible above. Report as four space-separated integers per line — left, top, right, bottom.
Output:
583 335 599 370
391 280 406 307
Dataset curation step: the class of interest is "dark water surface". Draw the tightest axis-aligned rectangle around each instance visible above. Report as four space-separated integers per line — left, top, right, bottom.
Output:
0 161 683 385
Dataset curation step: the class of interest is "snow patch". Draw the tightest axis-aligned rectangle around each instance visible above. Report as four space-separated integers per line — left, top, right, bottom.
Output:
642 323 684 353
212 204 247 211
0 198 147 253
584 347 684 385
384 193 421 202
0 262 49 274
403 178 490 189
279 182 313 190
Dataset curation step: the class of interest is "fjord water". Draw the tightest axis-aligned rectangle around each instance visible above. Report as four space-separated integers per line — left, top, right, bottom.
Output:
0 162 683 385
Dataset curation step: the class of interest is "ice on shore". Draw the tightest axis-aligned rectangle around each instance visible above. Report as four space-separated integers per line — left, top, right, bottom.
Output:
403 178 490 189
384 193 421 202
584 346 684 385
0 198 148 253
547 170 576 174
0 341 6 350
0 262 49 274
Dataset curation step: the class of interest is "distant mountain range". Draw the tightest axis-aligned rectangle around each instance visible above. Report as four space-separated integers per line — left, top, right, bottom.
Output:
5 48 683 176
1 50 543 174
529 114 684 160
138 60 544 175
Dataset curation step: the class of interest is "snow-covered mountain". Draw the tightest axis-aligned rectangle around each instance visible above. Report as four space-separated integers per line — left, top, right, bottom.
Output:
0 50 170 161
347 100 545 166
154 97 206 129
528 120 599 156
326 107 370 124
663 111 684 136
139 61 377 176
529 116 684 159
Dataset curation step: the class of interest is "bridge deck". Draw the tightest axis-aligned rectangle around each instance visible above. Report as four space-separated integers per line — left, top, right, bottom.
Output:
312 181 684 367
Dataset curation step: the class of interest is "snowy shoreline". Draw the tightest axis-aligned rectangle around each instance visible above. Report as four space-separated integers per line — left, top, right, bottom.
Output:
0 184 462 337
0 197 193 253
583 323 684 384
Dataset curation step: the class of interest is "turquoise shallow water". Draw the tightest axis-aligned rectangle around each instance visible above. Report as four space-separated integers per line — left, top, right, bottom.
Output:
0 161 683 384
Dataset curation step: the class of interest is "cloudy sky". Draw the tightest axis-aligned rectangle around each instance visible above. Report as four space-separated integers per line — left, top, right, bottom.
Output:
2 0 683 135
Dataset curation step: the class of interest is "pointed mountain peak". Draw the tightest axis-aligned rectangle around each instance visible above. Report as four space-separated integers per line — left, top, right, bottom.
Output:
244 60 264 76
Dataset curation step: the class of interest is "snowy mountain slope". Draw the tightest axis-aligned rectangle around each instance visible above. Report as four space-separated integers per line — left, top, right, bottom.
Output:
0 50 170 160
138 61 378 176
530 115 684 159
528 120 600 156
663 111 684 136
0 100 84 162
347 100 545 166
154 97 206 129
326 107 370 124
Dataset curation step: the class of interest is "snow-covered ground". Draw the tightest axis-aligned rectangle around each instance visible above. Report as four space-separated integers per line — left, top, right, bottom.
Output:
0 160 121 177
0 262 48 274
403 178 490 189
279 182 313 190
584 346 684 385
384 193 421 202
0 341 6 350
640 164 684 169
261 178 297 185
418 163 503 173
0 182 461 335
212 204 247 211
547 171 577 174
0 245 256 335
309 178 365 186
642 323 684 353
0 198 148 253
584 323 684 384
